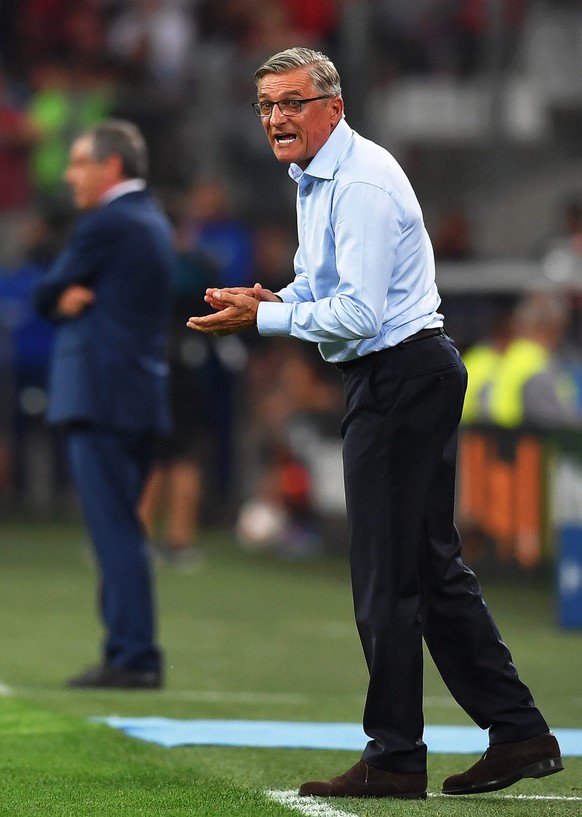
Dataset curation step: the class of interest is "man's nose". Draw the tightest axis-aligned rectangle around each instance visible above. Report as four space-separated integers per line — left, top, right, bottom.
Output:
270 103 288 124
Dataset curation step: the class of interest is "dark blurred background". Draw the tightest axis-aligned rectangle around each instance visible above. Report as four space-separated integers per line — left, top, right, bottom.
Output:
2 1 582 598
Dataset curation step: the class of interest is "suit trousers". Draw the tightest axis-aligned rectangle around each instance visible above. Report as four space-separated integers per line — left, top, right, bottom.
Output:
65 424 162 672
339 333 548 773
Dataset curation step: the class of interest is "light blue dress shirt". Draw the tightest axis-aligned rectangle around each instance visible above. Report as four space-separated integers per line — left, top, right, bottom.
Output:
257 118 443 363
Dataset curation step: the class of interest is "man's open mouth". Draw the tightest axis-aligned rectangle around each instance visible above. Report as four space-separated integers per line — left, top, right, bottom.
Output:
275 134 297 145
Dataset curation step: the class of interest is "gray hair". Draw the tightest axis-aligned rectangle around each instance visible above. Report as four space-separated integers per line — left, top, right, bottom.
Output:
80 119 148 179
254 47 342 98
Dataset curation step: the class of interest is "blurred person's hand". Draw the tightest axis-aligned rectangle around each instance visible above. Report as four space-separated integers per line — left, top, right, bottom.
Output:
57 285 96 318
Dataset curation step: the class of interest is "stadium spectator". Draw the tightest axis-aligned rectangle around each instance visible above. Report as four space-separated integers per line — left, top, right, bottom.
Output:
452 0 527 78
139 225 218 569
61 2 110 75
461 299 515 424
105 0 197 91
236 343 343 558
27 60 114 211
0 317 14 506
281 0 339 51
34 120 173 689
542 199 582 285
179 178 255 487
183 178 256 288
0 0 19 72
10 0 73 75
0 215 63 509
0 69 38 268
186 47 562 799
432 205 474 261
371 1 440 80
487 292 582 429
199 1 309 224
253 222 296 293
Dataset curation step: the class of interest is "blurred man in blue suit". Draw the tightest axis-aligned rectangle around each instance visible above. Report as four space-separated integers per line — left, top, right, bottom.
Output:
35 120 173 689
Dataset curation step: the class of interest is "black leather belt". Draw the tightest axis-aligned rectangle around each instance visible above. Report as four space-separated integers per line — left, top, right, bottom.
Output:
336 327 447 371
399 327 445 345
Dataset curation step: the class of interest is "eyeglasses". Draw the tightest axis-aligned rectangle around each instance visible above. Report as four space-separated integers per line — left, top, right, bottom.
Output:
251 97 330 118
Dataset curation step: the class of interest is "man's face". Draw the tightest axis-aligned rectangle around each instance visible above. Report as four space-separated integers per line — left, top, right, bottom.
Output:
257 67 343 170
65 135 120 209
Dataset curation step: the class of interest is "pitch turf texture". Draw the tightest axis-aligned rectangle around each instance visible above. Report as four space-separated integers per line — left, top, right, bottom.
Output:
1 519 581 816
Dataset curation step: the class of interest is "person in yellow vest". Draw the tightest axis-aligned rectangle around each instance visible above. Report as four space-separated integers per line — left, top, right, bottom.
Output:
487 293 582 429
461 304 514 424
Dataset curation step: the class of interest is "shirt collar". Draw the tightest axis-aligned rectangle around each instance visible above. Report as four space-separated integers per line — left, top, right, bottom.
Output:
288 118 353 186
101 178 146 206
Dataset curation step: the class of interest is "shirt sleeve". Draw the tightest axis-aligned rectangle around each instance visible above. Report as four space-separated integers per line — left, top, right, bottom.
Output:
257 181 402 342
274 243 314 303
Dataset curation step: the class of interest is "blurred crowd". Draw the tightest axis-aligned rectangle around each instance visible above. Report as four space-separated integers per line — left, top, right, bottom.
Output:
0 0 547 248
461 290 582 430
2 0 582 559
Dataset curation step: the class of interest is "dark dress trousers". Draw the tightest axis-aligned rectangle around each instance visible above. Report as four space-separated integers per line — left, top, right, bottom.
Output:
339 332 549 773
35 190 173 672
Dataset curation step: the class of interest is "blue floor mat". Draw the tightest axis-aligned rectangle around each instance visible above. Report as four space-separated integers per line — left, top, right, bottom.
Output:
97 717 582 756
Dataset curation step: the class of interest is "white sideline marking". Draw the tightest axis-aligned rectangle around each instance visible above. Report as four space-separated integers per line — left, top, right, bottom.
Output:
0 682 12 696
267 790 356 817
488 794 582 802
8 685 582 712
268 789 582 814
161 690 307 705
11 687 307 705
430 793 582 801
0 688 454 707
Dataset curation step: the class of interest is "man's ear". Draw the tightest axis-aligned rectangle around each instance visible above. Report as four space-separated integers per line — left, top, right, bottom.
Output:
330 96 344 125
107 153 124 182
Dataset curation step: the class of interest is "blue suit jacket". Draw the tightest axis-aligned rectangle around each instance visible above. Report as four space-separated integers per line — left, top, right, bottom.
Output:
35 190 174 434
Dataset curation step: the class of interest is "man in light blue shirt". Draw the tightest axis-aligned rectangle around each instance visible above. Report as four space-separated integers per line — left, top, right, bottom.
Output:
257 114 443 362
187 47 561 799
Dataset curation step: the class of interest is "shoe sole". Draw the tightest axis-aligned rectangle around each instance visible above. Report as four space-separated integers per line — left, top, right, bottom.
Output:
442 757 564 795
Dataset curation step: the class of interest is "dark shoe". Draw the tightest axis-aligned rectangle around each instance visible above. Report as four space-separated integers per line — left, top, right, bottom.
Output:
299 760 427 799
442 732 563 795
67 664 162 690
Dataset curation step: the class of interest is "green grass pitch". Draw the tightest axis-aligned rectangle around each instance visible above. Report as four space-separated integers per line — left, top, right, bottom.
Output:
0 518 581 816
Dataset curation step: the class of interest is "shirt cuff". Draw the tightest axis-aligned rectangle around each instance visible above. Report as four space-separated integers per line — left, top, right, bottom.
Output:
257 301 293 336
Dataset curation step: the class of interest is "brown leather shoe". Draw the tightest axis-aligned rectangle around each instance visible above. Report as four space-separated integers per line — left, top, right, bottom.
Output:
442 732 563 795
299 760 427 799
